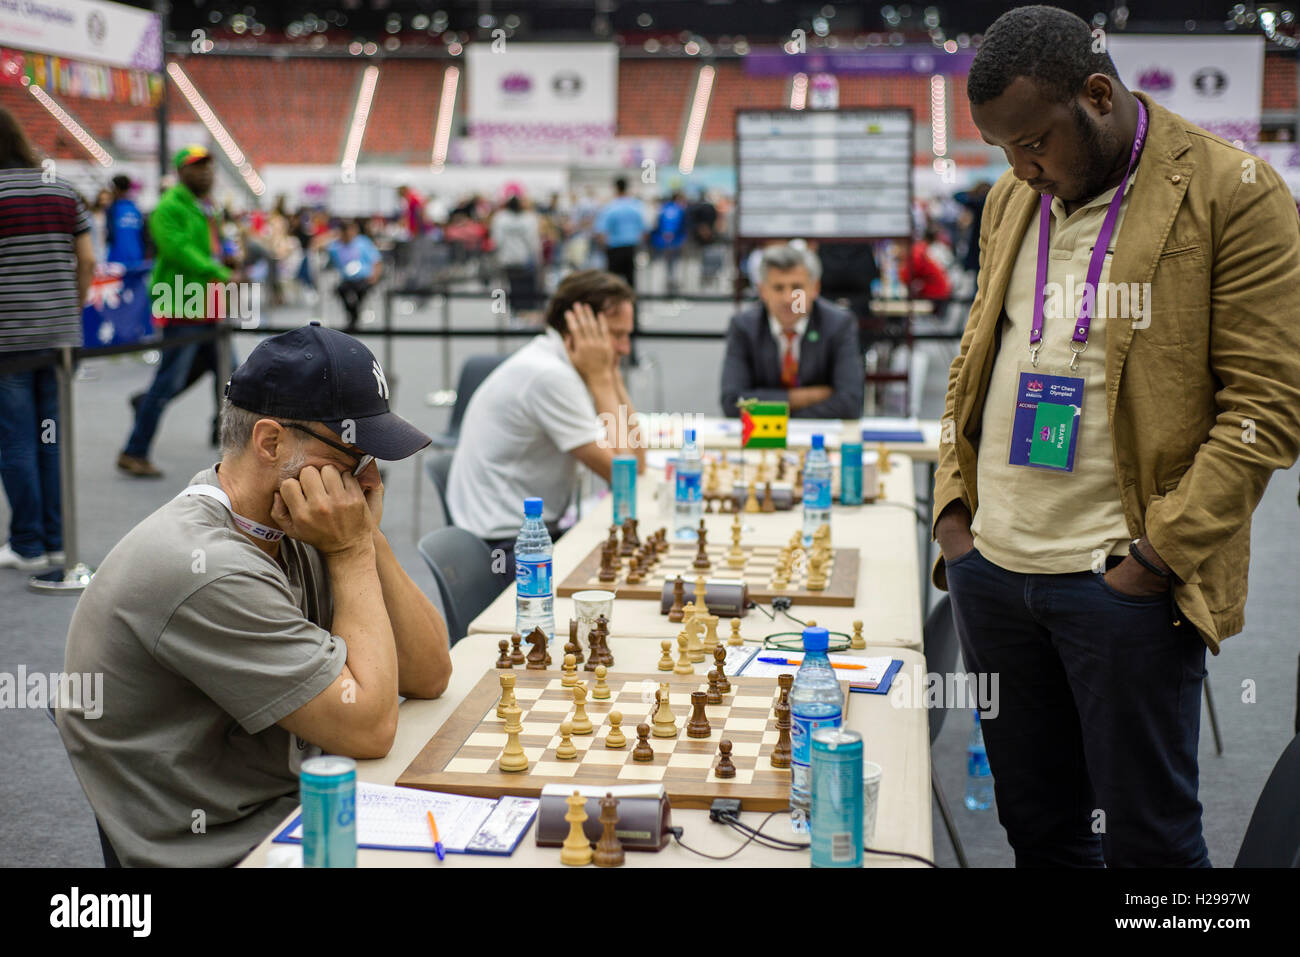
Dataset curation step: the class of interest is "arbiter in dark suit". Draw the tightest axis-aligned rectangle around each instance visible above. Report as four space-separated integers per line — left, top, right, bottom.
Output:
720 244 864 418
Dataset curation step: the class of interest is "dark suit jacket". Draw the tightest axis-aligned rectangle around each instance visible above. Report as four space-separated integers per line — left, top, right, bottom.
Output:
719 298 864 419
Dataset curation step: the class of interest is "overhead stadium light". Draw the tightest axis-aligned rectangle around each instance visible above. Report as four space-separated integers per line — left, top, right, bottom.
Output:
678 64 715 175
167 61 266 196
431 65 460 171
790 72 808 110
930 73 948 158
341 65 380 179
26 84 113 166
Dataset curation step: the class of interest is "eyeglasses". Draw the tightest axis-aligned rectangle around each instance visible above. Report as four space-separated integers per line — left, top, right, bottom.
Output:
279 423 375 477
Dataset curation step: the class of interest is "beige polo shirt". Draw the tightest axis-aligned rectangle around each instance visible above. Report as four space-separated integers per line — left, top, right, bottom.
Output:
971 180 1137 573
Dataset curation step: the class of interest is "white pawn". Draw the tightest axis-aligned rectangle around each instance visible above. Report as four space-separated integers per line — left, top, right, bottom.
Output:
593 664 611 700
605 710 627 749
561 652 578 688
556 720 578 760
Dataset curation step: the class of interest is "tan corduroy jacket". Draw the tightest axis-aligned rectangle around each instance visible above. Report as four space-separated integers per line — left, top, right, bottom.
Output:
932 93 1300 653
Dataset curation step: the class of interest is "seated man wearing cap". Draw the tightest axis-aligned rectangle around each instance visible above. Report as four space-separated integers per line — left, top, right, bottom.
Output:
447 270 646 576
57 323 452 867
720 243 864 419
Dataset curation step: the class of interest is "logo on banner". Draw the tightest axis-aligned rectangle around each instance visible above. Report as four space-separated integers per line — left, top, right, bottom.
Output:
1191 67 1227 98
552 71 583 97
1134 67 1174 94
501 73 532 100
87 12 107 47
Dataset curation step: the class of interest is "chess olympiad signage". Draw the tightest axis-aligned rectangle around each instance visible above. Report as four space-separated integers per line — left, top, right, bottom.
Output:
0 0 162 72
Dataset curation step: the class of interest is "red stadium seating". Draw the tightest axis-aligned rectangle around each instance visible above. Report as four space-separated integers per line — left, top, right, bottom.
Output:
360 59 443 162
0 85 87 159
616 59 695 140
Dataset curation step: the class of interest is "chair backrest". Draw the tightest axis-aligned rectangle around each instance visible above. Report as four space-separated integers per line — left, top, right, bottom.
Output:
1235 732 1300 867
448 354 508 437
424 450 456 525
417 527 506 645
923 595 960 745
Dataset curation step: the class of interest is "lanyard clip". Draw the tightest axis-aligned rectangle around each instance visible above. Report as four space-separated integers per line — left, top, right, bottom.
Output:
1069 340 1087 372
1029 344 1041 367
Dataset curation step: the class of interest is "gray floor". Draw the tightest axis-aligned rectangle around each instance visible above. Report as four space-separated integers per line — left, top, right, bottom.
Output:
1 295 1296 867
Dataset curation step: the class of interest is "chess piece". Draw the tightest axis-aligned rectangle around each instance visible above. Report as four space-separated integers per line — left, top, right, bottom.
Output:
728 618 744 647
497 672 518 718
568 618 584 664
598 542 618 583
571 682 593 734
620 517 639 556
652 685 678 738
770 696 793 769
668 575 686 623
713 645 731 693
560 791 593 866
701 614 719 655
509 633 525 666
525 627 549 670
715 739 737 779
697 519 708 548
633 724 654 761
593 664 611 700
726 514 745 569
851 619 866 650
686 617 706 663
593 793 625 868
876 442 891 474
658 640 675 671
605 711 627 749
498 704 528 772
625 554 644 585
674 632 694 675
761 481 775 512
496 639 513 668
706 670 723 705
586 615 614 669
777 672 794 707
771 558 789 590
561 653 579 688
744 481 760 513
556 720 578 760
692 534 710 571
692 576 708 615
686 691 711 738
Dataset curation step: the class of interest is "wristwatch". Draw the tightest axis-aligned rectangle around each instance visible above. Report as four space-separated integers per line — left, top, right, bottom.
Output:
1129 538 1171 578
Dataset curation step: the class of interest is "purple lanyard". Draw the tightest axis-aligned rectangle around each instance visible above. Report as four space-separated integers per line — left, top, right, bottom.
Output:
1030 100 1148 370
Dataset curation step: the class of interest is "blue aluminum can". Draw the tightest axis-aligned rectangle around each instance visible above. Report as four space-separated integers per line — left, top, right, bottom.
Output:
840 442 863 506
300 756 357 868
612 455 638 526
810 727 863 868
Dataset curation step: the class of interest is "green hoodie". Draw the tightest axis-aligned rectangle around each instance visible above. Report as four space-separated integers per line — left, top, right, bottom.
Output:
148 182 231 324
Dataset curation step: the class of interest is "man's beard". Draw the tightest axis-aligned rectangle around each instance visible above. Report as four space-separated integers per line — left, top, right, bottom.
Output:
1063 102 1123 204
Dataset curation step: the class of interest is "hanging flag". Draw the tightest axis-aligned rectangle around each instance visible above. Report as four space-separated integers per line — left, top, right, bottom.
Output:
740 400 789 448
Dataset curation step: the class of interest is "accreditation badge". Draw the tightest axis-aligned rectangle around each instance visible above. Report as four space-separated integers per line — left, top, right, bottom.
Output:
1007 369 1084 472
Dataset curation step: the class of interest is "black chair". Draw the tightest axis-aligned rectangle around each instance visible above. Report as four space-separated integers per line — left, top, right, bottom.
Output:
423 449 456 526
924 595 971 868
428 354 508 449
417 527 508 646
1235 733 1300 867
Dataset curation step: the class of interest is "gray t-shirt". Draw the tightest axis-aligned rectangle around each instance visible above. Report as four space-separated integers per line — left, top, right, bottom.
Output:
56 466 347 867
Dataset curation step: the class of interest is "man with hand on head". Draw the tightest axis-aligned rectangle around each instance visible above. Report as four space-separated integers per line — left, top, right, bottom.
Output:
933 6 1300 867
720 243 863 419
447 270 646 578
58 322 451 867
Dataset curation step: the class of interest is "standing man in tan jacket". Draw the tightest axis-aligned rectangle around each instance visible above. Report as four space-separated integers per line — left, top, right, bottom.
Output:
934 6 1300 867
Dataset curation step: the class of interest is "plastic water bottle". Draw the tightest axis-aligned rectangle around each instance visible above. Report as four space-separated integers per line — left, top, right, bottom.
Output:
801 434 832 546
674 428 703 540
964 711 993 811
789 627 844 826
514 497 555 641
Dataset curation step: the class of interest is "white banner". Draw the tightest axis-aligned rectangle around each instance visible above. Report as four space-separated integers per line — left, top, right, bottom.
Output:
1106 35 1263 146
0 0 161 71
466 43 616 159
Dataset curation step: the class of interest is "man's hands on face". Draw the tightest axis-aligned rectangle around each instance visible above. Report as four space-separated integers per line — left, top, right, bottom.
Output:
271 465 374 558
564 301 616 382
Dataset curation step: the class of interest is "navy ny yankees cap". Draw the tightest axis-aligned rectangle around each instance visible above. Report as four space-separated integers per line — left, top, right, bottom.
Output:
225 321 430 461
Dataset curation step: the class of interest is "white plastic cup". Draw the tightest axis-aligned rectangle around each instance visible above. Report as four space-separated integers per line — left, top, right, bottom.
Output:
863 761 882 846
572 589 615 646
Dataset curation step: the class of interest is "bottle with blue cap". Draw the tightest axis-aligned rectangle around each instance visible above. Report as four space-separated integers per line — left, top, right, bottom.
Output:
514 497 555 641
801 433 832 546
673 428 703 540
789 626 844 825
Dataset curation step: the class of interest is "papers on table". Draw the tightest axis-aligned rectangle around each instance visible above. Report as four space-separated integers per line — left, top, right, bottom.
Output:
738 652 904 694
273 782 538 856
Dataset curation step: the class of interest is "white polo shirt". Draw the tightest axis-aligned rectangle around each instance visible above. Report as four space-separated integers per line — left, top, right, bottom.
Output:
447 329 603 540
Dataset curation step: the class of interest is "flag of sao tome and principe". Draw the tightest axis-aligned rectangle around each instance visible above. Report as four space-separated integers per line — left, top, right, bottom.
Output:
740 401 789 448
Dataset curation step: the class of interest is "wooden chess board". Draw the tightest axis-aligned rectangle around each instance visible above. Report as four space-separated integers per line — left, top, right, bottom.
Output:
396 670 849 811
557 541 860 607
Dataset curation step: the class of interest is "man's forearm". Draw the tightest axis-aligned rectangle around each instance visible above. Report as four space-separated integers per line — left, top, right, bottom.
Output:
373 530 451 698
326 543 399 714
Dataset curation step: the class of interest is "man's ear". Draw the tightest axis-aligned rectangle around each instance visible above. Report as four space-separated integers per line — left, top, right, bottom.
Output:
250 418 285 467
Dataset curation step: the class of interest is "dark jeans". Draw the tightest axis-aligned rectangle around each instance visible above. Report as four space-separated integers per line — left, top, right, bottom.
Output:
336 278 372 331
604 245 639 361
0 353 61 557
124 326 235 460
944 547 1210 867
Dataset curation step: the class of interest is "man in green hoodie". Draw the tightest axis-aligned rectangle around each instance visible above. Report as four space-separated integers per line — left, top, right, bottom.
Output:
118 145 236 478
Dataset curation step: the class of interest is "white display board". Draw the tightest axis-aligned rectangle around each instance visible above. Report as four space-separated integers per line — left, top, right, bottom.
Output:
1106 35 1264 146
736 109 913 239
0 0 162 71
